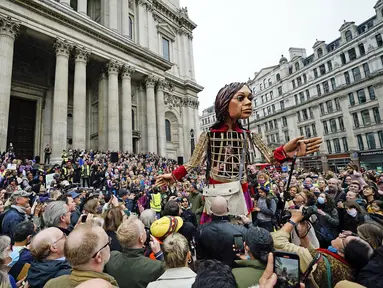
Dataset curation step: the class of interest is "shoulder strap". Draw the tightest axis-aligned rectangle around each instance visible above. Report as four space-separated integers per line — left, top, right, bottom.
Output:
321 254 332 288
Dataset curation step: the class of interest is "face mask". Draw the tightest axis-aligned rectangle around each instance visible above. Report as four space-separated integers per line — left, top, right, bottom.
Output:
317 197 325 205
258 180 265 184
327 246 338 253
347 208 357 217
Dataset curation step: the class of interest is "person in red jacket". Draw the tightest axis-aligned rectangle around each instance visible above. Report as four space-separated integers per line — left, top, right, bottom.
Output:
156 82 322 223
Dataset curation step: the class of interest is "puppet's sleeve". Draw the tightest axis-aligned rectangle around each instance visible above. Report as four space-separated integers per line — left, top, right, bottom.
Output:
250 133 287 164
172 132 208 181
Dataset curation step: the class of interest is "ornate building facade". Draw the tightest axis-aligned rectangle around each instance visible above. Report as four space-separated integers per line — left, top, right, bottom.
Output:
248 1 383 171
0 0 202 162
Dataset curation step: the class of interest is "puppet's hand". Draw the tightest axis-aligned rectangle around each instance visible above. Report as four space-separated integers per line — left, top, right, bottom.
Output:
283 136 322 158
155 173 175 187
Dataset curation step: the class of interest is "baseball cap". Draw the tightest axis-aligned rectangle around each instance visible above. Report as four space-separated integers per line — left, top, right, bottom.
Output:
11 190 31 199
68 191 80 199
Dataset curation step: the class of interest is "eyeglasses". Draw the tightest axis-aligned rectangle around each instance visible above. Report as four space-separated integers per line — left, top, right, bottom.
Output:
52 233 66 245
92 236 112 258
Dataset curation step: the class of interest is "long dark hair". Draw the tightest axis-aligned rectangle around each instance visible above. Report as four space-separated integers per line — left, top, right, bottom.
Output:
210 82 249 130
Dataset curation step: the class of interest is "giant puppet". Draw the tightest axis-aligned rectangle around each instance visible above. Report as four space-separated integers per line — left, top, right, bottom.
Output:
156 82 322 223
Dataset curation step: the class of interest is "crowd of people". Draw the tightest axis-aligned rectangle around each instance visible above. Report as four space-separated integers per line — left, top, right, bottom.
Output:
0 148 382 288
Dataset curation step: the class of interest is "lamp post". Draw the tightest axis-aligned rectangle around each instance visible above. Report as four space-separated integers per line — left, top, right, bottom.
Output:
190 129 195 155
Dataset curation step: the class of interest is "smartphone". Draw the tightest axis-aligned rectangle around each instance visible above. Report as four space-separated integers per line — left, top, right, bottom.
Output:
274 251 300 288
233 234 245 254
81 214 88 223
301 253 321 283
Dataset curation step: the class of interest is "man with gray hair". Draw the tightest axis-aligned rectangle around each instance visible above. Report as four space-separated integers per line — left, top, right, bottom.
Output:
43 201 71 235
326 178 345 204
139 209 157 228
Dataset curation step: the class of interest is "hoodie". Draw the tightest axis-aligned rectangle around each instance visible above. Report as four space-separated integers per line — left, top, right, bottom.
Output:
27 259 71 288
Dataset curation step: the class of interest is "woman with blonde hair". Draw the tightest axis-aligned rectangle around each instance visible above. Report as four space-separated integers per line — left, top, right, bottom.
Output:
147 233 196 288
0 235 16 288
103 207 124 251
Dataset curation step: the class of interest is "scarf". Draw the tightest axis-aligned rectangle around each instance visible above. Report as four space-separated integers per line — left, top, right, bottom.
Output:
316 248 349 266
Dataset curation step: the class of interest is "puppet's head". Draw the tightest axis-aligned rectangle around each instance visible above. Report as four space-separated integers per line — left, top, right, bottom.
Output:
213 82 253 126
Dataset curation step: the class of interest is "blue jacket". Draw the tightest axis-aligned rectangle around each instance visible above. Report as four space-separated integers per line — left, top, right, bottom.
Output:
2 207 27 238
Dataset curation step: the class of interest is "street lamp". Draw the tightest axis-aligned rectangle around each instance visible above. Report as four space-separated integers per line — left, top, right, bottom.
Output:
190 129 195 155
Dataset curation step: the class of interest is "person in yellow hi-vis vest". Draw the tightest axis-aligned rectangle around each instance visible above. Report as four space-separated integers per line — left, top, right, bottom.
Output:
149 188 162 218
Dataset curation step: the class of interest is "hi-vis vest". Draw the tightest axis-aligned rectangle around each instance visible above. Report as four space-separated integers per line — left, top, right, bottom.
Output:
150 193 162 212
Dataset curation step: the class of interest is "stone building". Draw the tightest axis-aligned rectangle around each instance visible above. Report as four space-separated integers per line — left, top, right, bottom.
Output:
199 105 215 133
0 0 202 163
248 1 383 172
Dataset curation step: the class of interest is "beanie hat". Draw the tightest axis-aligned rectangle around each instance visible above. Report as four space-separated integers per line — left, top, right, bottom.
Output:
246 227 274 263
150 216 183 240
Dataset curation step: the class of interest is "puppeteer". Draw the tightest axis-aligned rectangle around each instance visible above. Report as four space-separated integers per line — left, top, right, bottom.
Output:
156 82 322 223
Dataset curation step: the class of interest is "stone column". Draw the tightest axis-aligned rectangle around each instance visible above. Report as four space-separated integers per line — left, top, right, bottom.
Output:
0 16 19 152
138 83 147 152
98 71 108 150
194 101 201 139
107 60 120 151
178 124 185 157
121 0 130 37
51 38 72 163
72 46 90 150
121 65 135 152
77 0 88 15
177 29 186 78
187 97 195 134
156 80 166 156
181 100 190 160
146 75 157 153
137 0 148 47
109 0 118 30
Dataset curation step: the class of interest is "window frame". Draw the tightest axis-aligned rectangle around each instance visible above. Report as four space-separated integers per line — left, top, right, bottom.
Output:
165 119 172 142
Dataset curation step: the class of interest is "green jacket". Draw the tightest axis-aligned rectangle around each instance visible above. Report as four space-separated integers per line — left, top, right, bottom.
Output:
44 269 118 288
189 192 204 215
105 248 165 288
232 259 265 288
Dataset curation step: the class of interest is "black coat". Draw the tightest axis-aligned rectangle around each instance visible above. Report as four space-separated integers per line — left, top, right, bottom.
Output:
357 245 383 288
196 215 247 267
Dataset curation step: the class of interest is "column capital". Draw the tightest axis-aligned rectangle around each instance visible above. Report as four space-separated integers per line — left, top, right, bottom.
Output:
74 46 91 63
145 75 157 88
0 15 20 39
54 38 73 57
107 60 121 75
156 79 166 91
136 0 153 10
121 65 135 78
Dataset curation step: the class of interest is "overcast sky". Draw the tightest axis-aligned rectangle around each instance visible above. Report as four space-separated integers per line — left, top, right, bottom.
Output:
179 0 378 113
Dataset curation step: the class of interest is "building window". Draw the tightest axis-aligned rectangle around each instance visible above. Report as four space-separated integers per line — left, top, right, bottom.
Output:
165 119 171 141
299 127 304 135
327 60 333 71
334 98 340 111
317 48 323 58
299 92 305 103
378 131 383 147
340 53 346 65
129 16 134 39
280 100 285 110
366 132 376 149
326 100 333 113
358 43 365 56
320 103 325 115
295 62 300 71
326 140 332 154
312 124 317 136
274 119 278 129
278 86 282 96
256 112 259 119
260 84 263 91
297 76 302 86
361 110 371 126
352 113 359 128
309 107 314 118
357 134 364 150
338 116 345 131
282 116 287 127
265 123 268 131
303 73 307 83
330 118 337 132
297 111 301 122
345 30 353 41
270 120 274 130
373 107 381 123
257 125 262 134
294 94 298 105
306 89 310 100
263 108 266 116
319 64 326 75
305 126 311 137
342 137 349 152
333 138 341 153
284 130 290 142
323 121 329 134
267 106 271 114
323 81 329 93
368 86 376 100
268 78 272 86
344 71 350 84
261 95 265 103
352 67 361 81
316 84 321 96
330 78 336 90
292 80 296 89
348 48 356 61
357 89 366 104
270 91 273 99
162 38 170 61
302 109 308 121
363 63 370 77
376 34 383 47
313 68 318 78
272 104 276 113
349 92 355 106
276 73 281 81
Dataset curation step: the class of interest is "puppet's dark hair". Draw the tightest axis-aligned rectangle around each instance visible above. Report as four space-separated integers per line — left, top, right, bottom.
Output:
210 82 249 130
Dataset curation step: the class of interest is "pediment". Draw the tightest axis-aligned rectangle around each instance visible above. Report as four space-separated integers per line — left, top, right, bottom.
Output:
157 23 176 41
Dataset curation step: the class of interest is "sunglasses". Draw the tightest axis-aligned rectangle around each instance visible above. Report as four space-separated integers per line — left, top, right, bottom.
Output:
92 236 112 258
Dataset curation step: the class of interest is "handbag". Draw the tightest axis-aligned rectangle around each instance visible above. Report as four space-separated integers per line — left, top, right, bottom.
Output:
202 131 248 216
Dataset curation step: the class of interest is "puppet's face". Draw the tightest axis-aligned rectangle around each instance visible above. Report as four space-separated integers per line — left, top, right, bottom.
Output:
227 85 253 120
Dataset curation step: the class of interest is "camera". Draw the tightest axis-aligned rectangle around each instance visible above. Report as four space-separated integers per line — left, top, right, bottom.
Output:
280 205 318 224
